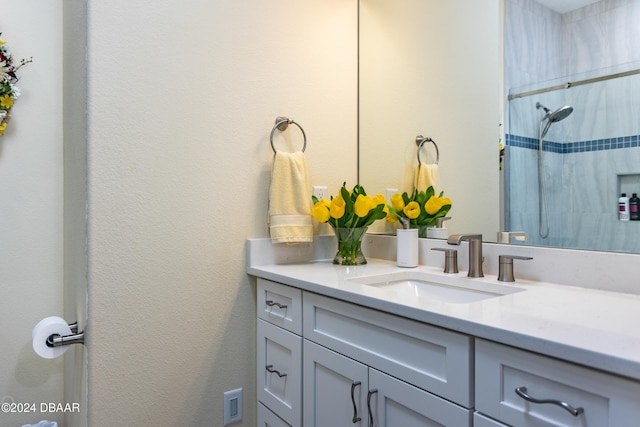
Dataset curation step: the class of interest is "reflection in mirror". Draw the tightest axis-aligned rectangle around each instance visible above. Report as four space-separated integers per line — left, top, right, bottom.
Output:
504 0 640 253
507 62 640 252
358 0 500 240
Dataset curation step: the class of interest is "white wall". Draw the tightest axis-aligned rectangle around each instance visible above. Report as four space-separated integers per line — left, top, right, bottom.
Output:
85 0 357 425
0 1 65 426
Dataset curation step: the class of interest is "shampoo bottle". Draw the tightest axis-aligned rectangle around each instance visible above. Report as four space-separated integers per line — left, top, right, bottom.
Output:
630 193 640 221
619 193 630 221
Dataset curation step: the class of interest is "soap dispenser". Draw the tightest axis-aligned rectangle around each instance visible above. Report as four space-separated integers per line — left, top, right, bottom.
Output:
427 217 451 239
397 218 418 268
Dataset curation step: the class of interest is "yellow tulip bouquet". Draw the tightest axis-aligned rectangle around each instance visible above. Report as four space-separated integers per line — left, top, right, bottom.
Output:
387 186 452 237
311 182 387 265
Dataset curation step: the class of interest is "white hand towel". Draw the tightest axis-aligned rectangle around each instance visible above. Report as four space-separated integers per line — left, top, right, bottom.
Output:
268 151 313 244
414 163 440 194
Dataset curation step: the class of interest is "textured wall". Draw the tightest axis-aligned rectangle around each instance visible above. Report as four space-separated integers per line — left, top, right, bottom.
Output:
85 0 357 425
0 2 65 426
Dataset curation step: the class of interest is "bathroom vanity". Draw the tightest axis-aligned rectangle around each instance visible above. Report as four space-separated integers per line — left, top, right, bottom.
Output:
247 236 640 426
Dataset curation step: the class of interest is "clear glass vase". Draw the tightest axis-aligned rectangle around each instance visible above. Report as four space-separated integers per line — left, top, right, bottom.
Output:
332 227 368 265
412 225 431 238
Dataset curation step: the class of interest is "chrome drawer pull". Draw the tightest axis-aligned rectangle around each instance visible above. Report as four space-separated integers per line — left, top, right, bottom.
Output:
265 364 287 377
515 386 584 416
350 381 362 423
367 389 378 427
265 300 287 309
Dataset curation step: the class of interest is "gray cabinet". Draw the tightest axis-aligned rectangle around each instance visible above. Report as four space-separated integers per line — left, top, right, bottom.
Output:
255 277 640 427
256 278 303 427
257 278 473 426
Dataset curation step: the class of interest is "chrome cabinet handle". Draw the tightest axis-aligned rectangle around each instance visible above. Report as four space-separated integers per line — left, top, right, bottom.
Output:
265 364 287 377
367 389 378 427
350 381 362 423
265 300 287 309
515 386 584 416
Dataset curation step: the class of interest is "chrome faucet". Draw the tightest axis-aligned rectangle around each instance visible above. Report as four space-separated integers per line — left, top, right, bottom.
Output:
447 234 483 277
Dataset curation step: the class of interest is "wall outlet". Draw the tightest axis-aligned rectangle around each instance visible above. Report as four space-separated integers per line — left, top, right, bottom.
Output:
223 388 243 425
386 188 398 201
313 185 328 200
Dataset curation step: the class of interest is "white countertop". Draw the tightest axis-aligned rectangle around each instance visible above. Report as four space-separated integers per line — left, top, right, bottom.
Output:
248 243 640 381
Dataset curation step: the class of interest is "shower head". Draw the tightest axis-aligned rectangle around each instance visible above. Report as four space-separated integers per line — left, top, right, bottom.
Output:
536 102 574 122
537 102 574 139
548 105 573 123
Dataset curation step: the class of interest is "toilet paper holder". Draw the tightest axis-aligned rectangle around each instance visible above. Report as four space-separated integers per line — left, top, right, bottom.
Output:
46 321 85 348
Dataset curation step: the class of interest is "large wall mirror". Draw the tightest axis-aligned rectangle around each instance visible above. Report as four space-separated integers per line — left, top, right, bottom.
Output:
359 0 640 254
359 0 501 240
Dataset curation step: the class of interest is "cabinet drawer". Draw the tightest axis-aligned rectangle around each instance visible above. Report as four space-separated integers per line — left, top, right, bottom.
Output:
258 402 291 427
473 412 508 427
476 339 640 426
257 319 302 426
257 278 302 334
303 291 472 407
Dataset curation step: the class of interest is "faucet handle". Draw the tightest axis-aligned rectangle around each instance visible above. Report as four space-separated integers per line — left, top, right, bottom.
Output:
498 255 533 282
435 217 451 228
497 231 528 243
431 248 458 274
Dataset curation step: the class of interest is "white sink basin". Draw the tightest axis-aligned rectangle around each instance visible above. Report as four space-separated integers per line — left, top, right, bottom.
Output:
348 271 525 304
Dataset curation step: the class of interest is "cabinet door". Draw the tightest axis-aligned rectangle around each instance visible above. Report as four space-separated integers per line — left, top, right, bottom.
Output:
303 339 369 427
369 369 471 427
257 319 302 426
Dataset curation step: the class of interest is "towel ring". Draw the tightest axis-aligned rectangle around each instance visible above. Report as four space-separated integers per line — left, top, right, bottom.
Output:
270 116 307 153
416 135 439 165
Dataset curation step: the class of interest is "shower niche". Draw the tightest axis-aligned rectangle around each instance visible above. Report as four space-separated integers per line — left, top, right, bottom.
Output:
618 173 640 207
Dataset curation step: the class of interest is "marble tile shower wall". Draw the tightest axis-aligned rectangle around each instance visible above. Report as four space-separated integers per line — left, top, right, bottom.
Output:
505 0 562 95
505 0 640 252
506 0 640 102
561 0 640 76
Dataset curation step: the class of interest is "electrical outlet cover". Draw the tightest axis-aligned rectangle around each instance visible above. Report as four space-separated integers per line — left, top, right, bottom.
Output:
313 185 328 200
386 188 399 200
223 388 243 425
